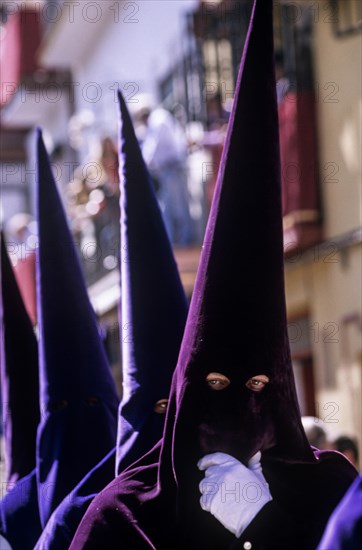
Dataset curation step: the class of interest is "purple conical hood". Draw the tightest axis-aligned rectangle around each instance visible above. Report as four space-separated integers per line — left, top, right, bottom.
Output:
0 235 40 483
35 129 119 527
160 0 313 489
116 91 188 473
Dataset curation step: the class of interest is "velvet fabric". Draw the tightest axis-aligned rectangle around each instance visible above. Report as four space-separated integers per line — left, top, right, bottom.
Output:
0 236 40 483
116 90 188 474
33 91 188 549
0 469 42 550
70 1 357 547
35 130 120 528
34 448 116 550
317 472 362 550
70 446 357 549
0 238 42 549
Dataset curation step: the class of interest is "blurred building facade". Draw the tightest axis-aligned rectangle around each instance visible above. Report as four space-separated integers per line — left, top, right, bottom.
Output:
283 0 361 465
0 0 361 463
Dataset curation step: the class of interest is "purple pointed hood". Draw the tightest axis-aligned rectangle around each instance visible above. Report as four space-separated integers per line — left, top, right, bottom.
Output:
35 130 119 527
116 90 188 473
159 0 313 492
0 235 40 483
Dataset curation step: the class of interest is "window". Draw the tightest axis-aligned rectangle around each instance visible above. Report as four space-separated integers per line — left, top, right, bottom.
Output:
332 0 362 37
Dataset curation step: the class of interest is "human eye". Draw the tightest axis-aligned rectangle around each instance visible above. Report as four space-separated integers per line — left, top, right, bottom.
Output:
154 399 168 413
245 375 270 392
206 372 230 391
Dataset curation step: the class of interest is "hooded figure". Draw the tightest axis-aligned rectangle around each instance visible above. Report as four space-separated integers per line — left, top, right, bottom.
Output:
0 235 40 482
35 130 120 528
115 89 188 474
0 235 42 550
33 91 188 550
72 1 357 548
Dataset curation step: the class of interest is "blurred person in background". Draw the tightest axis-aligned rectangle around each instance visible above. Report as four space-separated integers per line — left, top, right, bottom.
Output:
201 91 229 212
137 102 193 247
333 436 360 470
94 137 120 270
66 136 120 279
275 50 290 105
302 418 360 470
301 416 332 450
201 120 227 213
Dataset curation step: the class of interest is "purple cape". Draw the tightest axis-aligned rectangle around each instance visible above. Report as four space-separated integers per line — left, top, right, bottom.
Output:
35 130 120 527
71 1 357 548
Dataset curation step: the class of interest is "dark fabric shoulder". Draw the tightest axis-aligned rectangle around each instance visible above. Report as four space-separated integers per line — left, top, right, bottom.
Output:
70 497 155 549
317 473 362 550
228 451 358 550
69 459 160 549
255 449 359 549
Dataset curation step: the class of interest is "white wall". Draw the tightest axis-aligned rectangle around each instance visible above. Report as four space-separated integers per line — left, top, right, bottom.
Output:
69 0 198 159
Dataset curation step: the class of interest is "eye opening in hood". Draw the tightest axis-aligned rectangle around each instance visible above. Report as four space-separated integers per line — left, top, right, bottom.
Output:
206 372 231 390
245 374 270 392
154 399 168 414
84 396 99 406
49 399 68 411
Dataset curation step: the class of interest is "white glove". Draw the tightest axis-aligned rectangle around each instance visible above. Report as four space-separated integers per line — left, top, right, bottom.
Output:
198 451 272 538
0 535 13 550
